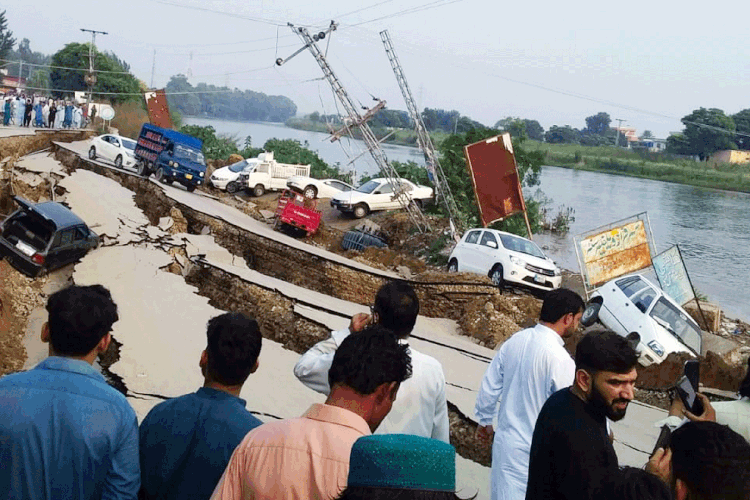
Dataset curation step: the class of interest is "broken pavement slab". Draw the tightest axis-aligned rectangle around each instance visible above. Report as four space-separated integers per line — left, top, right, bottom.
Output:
16 151 67 177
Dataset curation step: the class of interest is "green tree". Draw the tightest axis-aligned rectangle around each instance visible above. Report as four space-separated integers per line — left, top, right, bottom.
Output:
179 124 240 160
27 69 50 92
584 112 611 135
0 11 15 61
666 133 693 156
545 125 580 144
262 138 342 179
731 109 750 150
524 119 544 141
641 130 654 139
679 107 736 160
49 43 140 103
6 38 50 81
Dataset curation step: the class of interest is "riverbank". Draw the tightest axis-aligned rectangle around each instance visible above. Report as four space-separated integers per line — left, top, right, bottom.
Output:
530 141 750 193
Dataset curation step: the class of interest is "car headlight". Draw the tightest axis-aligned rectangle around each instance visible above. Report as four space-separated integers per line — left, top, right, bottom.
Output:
510 256 526 267
200 172 204 177
647 340 665 357
554 268 562 276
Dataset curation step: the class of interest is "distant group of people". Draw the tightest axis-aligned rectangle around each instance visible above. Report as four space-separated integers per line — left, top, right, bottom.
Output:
1 92 96 129
0 281 748 500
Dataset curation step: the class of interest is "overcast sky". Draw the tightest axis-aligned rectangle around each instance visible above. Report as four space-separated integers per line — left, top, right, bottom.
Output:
4 0 750 138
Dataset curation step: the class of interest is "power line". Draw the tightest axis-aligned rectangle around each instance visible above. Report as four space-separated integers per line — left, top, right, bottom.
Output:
0 58 133 75
148 0 287 26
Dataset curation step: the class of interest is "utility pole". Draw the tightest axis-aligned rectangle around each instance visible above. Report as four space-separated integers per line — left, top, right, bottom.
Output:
80 28 108 125
150 49 156 89
380 29 461 235
18 60 23 88
277 21 430 232
615 118 627 148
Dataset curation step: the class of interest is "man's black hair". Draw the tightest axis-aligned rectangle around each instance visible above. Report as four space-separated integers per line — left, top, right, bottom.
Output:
46 285 119 357
328 325 412 395
338 488 472 500
594 467 671 500
373 281 419 339
670 421 750 500
539 288 584 324
575 330 638 374
206 312 262 386
738 357 750 399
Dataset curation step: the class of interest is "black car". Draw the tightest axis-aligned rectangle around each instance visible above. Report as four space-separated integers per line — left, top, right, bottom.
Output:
0 196 99 277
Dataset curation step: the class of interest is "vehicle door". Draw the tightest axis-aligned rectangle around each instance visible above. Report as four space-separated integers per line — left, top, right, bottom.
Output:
608 276 653 335
369 181 395 210
475 230 501 275
71 226 93 261
101 135 116 162
109 136 123 161
456 229 483 273
46 228 75 269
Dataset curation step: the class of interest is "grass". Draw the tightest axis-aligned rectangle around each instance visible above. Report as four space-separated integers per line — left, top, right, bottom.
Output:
527 140 750 193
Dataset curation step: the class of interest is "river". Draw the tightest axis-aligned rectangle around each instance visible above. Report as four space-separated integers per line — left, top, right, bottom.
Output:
185 117 749 322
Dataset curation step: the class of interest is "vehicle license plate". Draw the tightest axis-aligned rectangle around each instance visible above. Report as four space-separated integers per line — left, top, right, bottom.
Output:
186 174 193 180
15 240 36 257
533 274 545 284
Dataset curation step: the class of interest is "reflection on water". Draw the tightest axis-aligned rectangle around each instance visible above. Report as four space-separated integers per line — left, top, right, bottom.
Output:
184 117 425 179
531 166 750 321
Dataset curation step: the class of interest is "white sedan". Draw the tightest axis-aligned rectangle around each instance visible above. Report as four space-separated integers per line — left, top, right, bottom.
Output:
88 134 137 169
447 228 562 292
330 177 433 218
209 158 258 193
581 274 702 366
287 176 354 199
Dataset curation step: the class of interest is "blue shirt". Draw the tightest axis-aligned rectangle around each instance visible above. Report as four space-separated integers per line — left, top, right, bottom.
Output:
0 356 140 500
139 387 263 500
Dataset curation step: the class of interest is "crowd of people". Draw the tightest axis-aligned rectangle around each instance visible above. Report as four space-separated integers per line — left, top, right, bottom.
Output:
0 92 96 129
0 281 748 500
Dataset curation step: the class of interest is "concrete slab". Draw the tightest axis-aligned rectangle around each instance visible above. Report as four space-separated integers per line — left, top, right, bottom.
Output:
16 152 67 177
172 233 250 269
0 126 38 138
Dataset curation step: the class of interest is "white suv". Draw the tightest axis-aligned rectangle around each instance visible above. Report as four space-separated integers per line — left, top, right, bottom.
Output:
447 228 562 291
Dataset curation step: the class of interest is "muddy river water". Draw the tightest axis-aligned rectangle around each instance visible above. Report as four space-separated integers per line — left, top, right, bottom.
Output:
533 166 750 322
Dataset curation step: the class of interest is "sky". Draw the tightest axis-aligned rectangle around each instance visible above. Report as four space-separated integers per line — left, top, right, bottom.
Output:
4 0 750 138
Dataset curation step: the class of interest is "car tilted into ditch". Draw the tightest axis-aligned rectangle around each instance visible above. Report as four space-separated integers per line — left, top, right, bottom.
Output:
330 178 433 219
88 134 137 169
0 196 99 277
447 228 562 292
580 274 702 366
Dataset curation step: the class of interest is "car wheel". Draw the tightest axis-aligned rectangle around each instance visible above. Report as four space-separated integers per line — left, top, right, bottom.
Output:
580 301 602 327
137 161 150 177
252 185 265 197
88 147 96 160
447 259 458 273
186 184 196 193
226 181 239 194
353 204 368 219
114 155 123 169
410 199 423 210
490 265 504 287
155 168 167 183
303 185 317 199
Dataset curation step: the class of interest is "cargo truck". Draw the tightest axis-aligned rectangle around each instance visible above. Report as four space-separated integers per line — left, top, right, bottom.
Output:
134 123 207 192
236 152 310 196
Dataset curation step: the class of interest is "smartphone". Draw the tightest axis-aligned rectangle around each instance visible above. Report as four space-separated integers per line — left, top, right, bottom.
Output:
651 425 671 456
676 375 703 415
684 360 700 393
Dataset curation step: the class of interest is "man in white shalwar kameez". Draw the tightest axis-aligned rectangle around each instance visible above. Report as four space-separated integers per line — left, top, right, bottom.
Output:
474 288 584 500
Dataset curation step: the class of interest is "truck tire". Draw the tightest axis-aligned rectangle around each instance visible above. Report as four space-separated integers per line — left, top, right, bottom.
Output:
303 185 317 199
226 181 240 194
353 204 369 219
137 161 150 177
252 185 265 197
88 147 96 160
155 168 167 183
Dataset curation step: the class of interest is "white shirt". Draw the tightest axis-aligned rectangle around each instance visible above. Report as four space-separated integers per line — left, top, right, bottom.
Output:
293 329 450 443
474 324 575 500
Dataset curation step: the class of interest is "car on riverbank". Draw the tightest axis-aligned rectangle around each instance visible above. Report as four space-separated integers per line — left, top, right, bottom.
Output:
447 228 562 292
0 196 99 277
287 176 354 199
580 274 702 366
209 158 257 193
88 134 137 169
330 178 433 218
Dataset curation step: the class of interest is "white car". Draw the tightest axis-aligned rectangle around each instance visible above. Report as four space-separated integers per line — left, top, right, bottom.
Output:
447 228 562 292
88 134 137 169
581 274 702 366
330 177 434 219
209 158 259 193
287 176 354 199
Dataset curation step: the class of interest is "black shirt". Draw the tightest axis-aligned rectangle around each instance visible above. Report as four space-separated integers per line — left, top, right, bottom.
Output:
525 388 619 500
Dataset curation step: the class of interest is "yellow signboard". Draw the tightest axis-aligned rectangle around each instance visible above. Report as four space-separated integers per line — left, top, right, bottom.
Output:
578 220 652 287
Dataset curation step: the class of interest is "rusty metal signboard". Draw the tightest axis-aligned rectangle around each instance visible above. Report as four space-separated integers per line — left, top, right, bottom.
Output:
463 133 528 229
574 213 656 296
653 245 694 306
144 89 173 129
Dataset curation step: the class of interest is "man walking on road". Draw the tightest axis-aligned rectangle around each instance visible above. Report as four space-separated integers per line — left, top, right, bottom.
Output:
0 285 140 500
474 288 583 500
294 280 449 442
526 330 638 500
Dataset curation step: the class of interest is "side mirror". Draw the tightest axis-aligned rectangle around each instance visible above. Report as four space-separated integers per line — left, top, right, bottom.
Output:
373 190 381 194
487 240 498 249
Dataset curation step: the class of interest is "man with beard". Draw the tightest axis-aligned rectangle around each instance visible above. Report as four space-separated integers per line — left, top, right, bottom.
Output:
525 330 638 500
474 288 583 500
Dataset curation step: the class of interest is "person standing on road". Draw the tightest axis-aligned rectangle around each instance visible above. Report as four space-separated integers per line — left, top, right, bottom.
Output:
0 285 140 500
3 97 10 126
48 101 57 129
474 288 583 500
294 280 450 442
23 98 33 127
139 312 264 500
525 330 638 500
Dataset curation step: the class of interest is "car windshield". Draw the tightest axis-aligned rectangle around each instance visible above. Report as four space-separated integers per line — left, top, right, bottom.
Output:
498 234 546 259
228 160 250 173
174 145 206 166
1 211 53 251
356 180 380 194
650 297 702 354
121 138 136 151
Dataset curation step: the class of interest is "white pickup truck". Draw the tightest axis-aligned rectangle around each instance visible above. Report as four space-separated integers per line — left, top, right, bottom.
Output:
236 152 311 197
